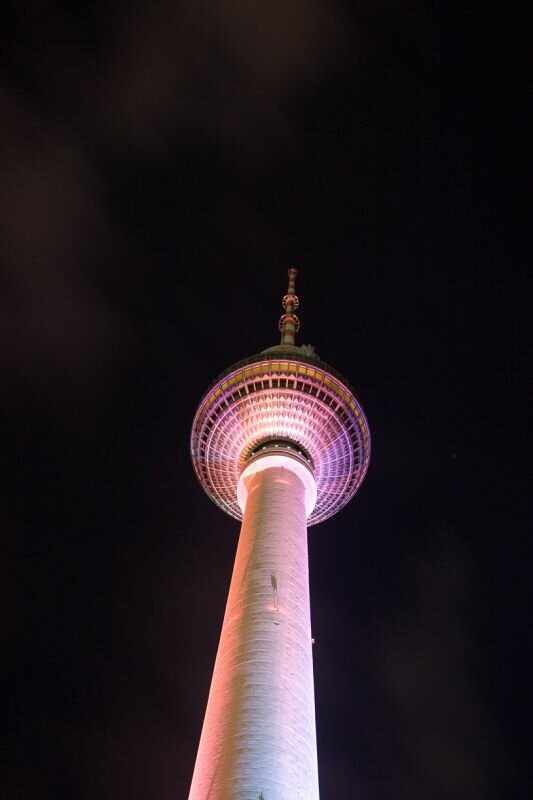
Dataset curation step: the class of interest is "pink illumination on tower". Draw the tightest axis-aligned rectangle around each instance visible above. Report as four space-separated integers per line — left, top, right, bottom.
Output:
189 270 370 800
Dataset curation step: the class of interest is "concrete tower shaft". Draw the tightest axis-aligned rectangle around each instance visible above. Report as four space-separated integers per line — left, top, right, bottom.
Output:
188 455 319 800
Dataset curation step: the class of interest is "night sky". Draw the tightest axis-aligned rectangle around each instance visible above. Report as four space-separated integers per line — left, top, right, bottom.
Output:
2 2 529 799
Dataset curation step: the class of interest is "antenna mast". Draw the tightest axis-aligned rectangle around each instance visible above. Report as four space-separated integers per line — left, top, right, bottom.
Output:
279 268 300 346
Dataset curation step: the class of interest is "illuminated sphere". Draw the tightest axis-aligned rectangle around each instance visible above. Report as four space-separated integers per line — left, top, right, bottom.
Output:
191 343 370 526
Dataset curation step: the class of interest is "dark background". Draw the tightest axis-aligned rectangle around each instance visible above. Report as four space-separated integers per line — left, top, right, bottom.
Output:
2 2 529 799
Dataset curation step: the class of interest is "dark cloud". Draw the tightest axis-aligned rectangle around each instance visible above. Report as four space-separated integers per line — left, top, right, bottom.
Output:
0 0 356 414
83 0 353 153
0 83 128 413
375 533 503 799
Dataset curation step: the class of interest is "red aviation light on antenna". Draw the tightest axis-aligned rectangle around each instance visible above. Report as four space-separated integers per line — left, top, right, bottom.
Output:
282 293 299 310
279 313 300 333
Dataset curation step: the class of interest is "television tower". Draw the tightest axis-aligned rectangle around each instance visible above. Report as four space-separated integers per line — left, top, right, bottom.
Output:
189 269 370 800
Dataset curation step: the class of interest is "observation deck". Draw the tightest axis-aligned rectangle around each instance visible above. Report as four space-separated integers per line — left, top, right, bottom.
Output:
190 343 370 526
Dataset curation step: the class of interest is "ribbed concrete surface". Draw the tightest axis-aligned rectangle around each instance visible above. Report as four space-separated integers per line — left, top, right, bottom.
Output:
188 462 319 800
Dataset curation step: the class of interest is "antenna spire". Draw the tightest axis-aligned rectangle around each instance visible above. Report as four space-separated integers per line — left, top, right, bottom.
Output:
279 268 300 346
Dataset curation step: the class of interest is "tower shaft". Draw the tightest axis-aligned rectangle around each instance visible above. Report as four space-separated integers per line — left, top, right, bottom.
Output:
188 460 320 800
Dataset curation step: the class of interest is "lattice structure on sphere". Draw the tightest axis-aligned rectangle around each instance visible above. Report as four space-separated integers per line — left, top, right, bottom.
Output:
191 347 370 526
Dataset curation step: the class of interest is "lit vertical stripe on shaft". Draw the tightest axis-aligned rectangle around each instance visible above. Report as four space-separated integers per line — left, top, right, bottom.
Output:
188 462 320 800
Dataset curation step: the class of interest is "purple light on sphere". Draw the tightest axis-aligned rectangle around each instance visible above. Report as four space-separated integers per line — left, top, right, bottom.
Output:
191 351 370 526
